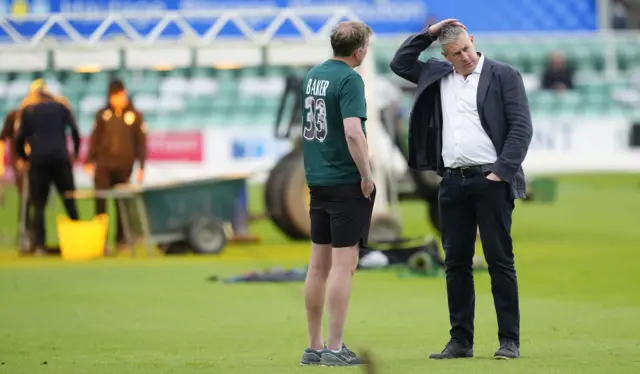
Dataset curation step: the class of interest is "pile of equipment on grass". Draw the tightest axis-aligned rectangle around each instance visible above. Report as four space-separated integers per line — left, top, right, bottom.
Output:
213 237 487 283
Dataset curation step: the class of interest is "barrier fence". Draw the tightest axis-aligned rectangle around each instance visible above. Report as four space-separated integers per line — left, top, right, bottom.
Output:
3 116 639 189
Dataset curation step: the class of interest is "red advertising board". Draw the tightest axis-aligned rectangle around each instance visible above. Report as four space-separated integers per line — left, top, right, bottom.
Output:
145 131 204 162
2 130 204 166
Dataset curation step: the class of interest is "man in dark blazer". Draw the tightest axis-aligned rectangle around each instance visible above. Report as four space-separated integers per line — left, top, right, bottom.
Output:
390 19 533 360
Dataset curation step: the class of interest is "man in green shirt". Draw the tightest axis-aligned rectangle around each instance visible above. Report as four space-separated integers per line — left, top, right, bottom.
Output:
299 21 376 367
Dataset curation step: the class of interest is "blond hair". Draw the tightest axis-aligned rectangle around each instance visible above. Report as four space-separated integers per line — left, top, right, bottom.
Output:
17 81 71 123
330 21 373 57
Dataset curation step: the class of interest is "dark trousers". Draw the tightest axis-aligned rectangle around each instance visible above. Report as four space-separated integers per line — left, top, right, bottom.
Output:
94 166 132 245
29 160 79 247
14 166 33 232
438 170 520 347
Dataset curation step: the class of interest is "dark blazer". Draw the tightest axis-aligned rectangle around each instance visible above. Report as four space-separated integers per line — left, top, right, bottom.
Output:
389 31 533 199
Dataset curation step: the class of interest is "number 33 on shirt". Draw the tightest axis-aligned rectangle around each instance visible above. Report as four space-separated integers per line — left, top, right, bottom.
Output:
300 59 368 186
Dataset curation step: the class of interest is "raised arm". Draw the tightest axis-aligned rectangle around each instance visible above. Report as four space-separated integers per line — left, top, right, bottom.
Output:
389 31 436 84
492 67 533 182
390 19 466 84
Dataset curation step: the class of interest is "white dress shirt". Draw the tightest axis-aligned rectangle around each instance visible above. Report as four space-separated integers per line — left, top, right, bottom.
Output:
440 54 497 168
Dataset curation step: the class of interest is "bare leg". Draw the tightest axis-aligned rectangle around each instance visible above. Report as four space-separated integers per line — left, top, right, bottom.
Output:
326 245 360 351
305 242 332 350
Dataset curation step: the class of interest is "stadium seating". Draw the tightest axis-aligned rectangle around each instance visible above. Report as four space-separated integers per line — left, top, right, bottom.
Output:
1 38 639 132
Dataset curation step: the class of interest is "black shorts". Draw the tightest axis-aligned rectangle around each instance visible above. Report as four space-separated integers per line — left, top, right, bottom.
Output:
309 182 376 248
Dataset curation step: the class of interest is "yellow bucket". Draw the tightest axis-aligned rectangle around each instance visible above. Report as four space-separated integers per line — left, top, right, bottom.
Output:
57 214 109 261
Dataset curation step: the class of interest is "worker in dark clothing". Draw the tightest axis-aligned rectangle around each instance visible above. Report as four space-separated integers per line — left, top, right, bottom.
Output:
0 108 34 252
84 79 147 254
15 80 81 255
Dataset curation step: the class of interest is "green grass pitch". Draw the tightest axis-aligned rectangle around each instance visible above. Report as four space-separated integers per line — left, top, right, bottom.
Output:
0 173 639 373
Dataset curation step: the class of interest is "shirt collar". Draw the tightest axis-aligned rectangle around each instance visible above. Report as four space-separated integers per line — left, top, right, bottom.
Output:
474 53 485 74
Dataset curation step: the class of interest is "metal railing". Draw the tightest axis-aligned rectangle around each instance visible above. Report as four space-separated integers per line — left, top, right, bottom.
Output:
0 7 361 47
0 7 638 80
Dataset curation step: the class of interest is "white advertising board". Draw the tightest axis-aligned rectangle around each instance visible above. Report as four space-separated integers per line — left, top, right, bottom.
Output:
5 118 637 191
523 116 640 174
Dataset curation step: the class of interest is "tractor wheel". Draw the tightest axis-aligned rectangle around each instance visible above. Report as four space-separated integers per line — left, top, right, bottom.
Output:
265 150 310 240
265 151 298 237
281 152 311 239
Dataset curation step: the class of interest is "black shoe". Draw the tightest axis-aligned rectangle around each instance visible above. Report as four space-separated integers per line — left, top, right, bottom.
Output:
429 339 473 359
494 340 519 360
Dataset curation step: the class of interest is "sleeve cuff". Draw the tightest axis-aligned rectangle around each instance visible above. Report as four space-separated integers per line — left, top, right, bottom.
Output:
492 159 517 182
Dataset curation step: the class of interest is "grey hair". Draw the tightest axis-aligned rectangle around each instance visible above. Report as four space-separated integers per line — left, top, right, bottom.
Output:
437 24 467 46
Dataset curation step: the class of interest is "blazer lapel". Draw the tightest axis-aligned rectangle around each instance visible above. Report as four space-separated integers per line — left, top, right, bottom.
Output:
476 57 494 119
413 63 453 107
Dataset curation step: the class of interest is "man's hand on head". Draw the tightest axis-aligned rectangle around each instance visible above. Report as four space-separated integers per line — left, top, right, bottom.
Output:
427 19 467 36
